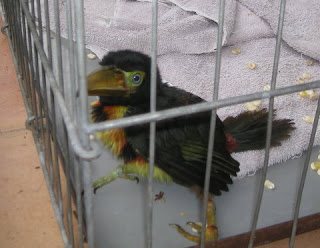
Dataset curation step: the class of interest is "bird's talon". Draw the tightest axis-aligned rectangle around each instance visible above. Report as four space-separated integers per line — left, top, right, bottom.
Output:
169 224 180 229
186 222 203 233
134 176 139 184
170 200 218 243
186 221 195 226
93 187 99 194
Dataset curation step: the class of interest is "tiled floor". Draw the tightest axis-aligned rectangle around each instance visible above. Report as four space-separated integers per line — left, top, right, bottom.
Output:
0 17 63 248
0 16 319 248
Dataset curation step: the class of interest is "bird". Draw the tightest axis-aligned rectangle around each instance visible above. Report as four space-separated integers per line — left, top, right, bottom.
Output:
88 50 295 243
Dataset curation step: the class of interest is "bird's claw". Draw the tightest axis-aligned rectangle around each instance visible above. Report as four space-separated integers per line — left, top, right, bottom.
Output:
169 224 180 229
92 179 105 194
186 221 202 233
169 222 217 243
93 186 99 194
133 176 139 184
170 200 218 243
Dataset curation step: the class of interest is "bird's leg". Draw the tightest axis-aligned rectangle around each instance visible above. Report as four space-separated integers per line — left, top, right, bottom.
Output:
92 165 139 193
170 198 218 243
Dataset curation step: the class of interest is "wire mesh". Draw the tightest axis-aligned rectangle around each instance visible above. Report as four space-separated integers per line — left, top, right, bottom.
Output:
1 0 319 247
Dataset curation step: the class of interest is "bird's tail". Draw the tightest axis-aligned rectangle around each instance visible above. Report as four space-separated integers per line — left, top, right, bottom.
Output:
223 109 295 153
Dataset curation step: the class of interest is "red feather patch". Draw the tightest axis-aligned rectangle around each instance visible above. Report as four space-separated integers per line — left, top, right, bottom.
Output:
225 133 238 153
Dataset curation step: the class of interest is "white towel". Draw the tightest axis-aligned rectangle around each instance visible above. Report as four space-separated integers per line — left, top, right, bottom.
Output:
43 0 320 178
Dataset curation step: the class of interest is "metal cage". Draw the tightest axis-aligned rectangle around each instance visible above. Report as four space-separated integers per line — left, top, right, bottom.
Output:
1 0 319 247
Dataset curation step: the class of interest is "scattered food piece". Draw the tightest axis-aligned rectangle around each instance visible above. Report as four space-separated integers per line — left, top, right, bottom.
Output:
311 161 320 171
317 154 320 160
306 90 314 95
307 60 314 66
299 91 308 98
35 166 40 169
263 85 271 91
180 212 186 216
231 48 241 55
245 102 258 111
303 115 314 124
247 63 256 69
89 134 95 140
245 99 262 109
264 180 275 190
155 191 165 202
317 169 320 176
302 73 311 80
309 92 319 101
252 100 262 107
87 53 97 60
297 77 304 84
299 90 319 101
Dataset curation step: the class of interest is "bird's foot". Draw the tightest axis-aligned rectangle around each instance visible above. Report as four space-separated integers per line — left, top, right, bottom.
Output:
170 200 218 243
92 166 139 193
169 222 218 243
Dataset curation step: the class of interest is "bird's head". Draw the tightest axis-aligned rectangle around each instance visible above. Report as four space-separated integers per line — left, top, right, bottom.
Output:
87 50 162 104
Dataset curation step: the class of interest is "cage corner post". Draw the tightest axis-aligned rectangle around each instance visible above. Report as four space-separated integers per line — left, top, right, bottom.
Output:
73 0 96 247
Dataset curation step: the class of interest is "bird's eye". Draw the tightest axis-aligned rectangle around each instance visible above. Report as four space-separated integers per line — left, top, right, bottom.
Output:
125 71 145 87
132 73 143 84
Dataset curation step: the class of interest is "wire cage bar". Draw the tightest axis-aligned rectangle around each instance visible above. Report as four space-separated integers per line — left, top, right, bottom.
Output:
1 0 320 247
248 1 287 247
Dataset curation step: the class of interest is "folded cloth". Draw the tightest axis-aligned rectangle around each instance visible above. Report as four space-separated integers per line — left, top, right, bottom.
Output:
239 0 320 60
43 0 320 178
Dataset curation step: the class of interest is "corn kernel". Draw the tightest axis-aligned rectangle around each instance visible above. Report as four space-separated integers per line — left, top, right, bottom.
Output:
306 90 314 95
245 102 258 111
303 116 314 124
252 100 262 106
309 92 319 101
87 53 97 60
299 91 308 98
232 48 241 55
310 161 320 171
307 60 313 66
248 63 256 69
297 77 305 84
302 73 311 80
264 180 275 190
89 134 95 140
263 85 271 91
180 212 186 216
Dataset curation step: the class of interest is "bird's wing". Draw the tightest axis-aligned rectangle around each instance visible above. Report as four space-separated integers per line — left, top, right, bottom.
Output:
125 111 240 195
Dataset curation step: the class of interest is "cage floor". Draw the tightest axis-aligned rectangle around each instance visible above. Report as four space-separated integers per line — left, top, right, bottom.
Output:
1 16 320 248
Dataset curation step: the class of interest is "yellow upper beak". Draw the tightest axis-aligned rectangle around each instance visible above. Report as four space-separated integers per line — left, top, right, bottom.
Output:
87 68 129 97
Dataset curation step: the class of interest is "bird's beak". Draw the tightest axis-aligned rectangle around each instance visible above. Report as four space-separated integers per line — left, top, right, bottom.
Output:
87 67 130 97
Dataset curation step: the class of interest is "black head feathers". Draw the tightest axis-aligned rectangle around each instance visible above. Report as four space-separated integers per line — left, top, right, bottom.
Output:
99 50 162 103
